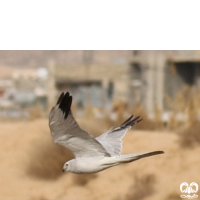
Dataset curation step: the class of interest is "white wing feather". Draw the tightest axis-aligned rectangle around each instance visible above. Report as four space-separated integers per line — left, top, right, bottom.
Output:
49 92 110 158
96 115 142 156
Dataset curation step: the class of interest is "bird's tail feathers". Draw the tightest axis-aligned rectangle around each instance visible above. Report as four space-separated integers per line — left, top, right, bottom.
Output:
118 151 164 163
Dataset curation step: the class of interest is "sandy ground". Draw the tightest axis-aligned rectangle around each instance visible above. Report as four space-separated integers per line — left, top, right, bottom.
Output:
0 119 199 200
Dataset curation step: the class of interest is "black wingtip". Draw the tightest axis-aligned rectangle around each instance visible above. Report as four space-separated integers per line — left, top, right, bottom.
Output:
56 92 64 105
121 115 134 126
112 115 143 133
127 116 143 126
57 92 72 119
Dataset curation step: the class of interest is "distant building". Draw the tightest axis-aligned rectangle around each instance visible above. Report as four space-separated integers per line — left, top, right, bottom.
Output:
1 50 200 118
0 66 48 118
129 50 200 116
47 50 200 117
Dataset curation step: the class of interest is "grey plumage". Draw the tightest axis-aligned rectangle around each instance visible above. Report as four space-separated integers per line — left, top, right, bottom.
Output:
49 92 164 174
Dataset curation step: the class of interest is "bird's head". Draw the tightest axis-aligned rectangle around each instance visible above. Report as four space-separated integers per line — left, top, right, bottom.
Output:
62 160 75 172
62 162 70 172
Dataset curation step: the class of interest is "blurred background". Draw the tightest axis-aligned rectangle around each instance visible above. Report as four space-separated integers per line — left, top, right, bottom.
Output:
0 50 199 200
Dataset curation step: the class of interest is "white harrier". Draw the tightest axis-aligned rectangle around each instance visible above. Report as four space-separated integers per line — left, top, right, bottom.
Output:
49 92 164 174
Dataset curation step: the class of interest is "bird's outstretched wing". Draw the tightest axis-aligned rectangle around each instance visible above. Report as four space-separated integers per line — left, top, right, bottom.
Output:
49 92 110 158
96 115 142 156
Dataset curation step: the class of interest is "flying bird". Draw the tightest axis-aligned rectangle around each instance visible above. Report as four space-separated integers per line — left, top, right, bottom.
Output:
49 92 164 174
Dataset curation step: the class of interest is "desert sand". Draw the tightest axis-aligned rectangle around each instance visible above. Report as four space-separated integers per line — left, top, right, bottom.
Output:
0 118 199 200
